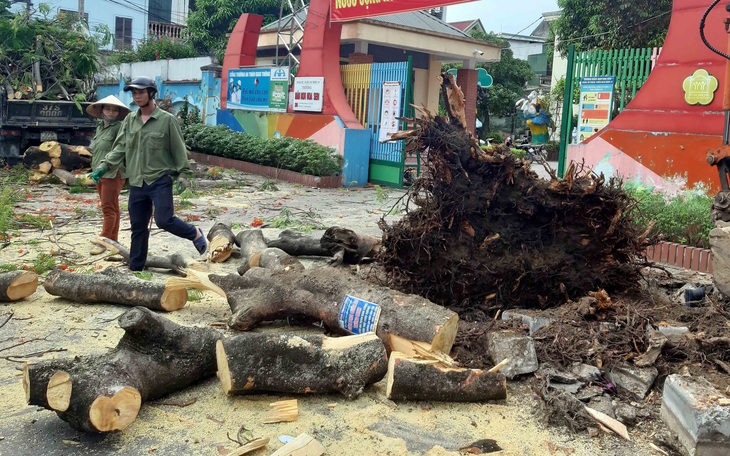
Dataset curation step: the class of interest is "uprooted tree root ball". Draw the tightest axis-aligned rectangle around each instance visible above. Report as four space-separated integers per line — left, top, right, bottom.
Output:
378 72 654 312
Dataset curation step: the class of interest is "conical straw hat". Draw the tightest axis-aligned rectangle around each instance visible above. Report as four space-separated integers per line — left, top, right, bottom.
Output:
86 95 131 120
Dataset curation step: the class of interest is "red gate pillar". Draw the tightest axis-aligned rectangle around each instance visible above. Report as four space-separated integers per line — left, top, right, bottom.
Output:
221 14 263 110
297 0 362 129
457 68 478 134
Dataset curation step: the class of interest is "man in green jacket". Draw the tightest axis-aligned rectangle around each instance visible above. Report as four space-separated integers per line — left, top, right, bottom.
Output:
91 76 207 271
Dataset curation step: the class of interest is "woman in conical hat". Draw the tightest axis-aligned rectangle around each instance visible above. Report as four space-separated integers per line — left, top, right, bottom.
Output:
86 95 131 255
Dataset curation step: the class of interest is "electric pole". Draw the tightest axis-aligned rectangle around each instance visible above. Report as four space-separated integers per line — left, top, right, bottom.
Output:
78 0 84 20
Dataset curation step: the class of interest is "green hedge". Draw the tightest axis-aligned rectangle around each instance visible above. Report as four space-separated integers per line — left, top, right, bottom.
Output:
626 183 714 248
184 124 343 177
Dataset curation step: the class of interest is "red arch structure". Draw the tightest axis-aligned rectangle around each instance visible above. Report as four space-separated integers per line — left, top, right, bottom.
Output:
570 0 728 192
221 1 362 129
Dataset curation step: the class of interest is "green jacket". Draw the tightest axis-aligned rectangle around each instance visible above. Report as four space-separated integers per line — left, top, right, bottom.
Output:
89 119 124 179
99 106 191 187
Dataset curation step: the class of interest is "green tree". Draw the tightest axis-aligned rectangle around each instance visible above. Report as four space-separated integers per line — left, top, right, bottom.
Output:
552 0 671 55
185 0 288 62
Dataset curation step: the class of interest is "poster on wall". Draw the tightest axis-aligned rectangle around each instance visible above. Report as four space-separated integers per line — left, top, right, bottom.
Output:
378 81 402 142
227 67 289 112
576 76 615 142
293 77 324 112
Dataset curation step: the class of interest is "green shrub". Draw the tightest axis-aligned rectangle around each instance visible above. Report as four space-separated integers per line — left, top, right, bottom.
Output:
626 183 714 248
184 124 343 177
106 37 198 64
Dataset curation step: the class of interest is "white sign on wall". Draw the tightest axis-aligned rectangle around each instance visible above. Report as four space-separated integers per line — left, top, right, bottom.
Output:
378 81 402 142
293 77 324 112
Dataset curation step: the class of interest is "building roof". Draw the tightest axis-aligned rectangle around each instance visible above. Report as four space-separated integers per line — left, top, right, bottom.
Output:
448 20 474 32
262 9 469 38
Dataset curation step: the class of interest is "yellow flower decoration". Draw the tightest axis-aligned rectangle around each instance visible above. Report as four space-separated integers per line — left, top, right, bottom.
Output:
683 69 718 105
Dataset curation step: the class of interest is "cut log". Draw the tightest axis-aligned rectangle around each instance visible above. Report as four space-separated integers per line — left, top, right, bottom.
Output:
26 307 220 432
210 266 459 354
270 433 325 456
320 226 382 265
385 352 507 402
51 168 94 187
23 358 77 409
23 141 91 172
95 237 202 273
0 270 38 302
216 332 387 399
266 229 332 256
43 267 188 311
235 229 304 275
207 222 236 263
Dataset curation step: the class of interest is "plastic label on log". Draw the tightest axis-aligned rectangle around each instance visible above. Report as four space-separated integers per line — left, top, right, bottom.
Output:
338 295 381 334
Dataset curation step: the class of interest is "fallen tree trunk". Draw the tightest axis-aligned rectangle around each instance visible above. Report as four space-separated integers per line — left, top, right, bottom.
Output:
320 226 382 265
386 352 507 402
210 266 459 354
23 141 92 172
207 222 236 263
266 227 383 265
235 229 304 275
43 268 188 311
266 229 332 257
0 270 38 302
217 332 387 399
25 306 220 432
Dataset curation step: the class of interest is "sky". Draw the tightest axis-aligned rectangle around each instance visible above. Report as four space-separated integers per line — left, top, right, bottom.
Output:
445 0 561 36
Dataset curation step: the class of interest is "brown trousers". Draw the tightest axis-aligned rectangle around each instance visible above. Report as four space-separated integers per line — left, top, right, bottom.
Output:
96 172 126 241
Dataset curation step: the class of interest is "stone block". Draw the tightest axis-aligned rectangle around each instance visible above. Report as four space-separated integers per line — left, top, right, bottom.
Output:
607 364 658 399
661 375 730 456
501 310 553 335
486 331 538 379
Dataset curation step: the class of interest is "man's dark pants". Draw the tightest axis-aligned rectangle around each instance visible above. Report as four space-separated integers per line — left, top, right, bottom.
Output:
128 176 197 271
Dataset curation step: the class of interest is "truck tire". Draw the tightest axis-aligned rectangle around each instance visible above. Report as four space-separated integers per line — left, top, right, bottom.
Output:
0 138 22 167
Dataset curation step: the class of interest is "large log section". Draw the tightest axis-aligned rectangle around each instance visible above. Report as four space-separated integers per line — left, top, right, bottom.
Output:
210 267 459 354
0 270 38 302
217 333 387 398
43 268 188 311
22 307 220 432
236 229 304 275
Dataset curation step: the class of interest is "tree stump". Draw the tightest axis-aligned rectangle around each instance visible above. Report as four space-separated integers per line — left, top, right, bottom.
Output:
23 307 221 432
210 266 459 354
386 352 507 402
0 270 38 302
217 332 387 399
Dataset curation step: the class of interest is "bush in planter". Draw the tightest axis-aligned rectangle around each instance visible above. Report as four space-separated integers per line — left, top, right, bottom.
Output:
626 182 713 249
183 124 342 177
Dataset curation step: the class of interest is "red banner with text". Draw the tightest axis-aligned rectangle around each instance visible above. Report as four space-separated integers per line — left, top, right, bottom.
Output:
331 0 476 22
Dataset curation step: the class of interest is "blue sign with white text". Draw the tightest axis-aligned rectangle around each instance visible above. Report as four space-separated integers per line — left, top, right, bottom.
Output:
338 295 381 335
227 67 289 112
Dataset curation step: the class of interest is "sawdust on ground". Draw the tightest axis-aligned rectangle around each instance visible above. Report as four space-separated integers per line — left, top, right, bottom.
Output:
0 167 673 455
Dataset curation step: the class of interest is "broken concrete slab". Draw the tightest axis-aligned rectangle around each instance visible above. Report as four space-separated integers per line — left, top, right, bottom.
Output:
486 331 538 379
571 363 602 383
607 364 658 399
661 374 730 456
501 310 553 335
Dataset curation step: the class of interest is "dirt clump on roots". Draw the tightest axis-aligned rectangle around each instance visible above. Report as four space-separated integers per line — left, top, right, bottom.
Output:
378 73 654 315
